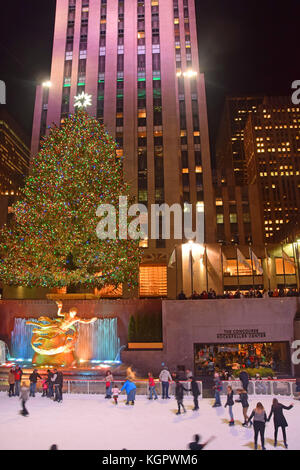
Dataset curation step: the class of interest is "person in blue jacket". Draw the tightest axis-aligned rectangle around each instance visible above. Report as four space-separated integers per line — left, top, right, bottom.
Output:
121 379 137 405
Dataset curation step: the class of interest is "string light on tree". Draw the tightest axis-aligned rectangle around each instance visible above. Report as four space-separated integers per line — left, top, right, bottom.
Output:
74 92 92 109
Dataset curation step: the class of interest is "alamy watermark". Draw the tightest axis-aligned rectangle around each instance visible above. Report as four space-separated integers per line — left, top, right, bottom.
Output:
0 80 6 104
291 80 300 105
96 197 204 243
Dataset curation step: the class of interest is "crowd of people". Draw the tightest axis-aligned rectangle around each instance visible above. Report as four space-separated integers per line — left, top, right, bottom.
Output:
177 287 300 300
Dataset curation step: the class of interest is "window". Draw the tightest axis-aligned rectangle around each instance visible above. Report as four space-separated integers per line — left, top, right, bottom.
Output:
139 266 167 297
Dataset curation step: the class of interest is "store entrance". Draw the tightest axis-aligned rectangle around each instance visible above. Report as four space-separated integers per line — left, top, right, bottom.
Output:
194 342 291 377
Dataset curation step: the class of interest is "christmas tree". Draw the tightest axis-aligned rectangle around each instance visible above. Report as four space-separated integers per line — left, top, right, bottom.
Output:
0 110 141 290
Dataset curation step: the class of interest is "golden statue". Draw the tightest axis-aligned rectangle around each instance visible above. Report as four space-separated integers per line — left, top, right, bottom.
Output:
26 301 97 367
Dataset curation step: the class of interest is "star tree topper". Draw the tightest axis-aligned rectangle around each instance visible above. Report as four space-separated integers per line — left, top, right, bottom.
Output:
74 92 92 109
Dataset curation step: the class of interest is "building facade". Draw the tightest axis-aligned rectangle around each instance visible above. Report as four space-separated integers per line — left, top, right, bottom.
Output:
31 0 216 299
0 106 30 227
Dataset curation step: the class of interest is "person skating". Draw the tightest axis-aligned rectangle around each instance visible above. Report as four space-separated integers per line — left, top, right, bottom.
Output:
159 366 172 399
19 381 29 417
224 385 235 426
239 370 249 392
248 402 267 450
190 376 200 411
235 388 251 426
41 378 48 397
212 372 222 407
8 368 15 397
188 434 215 450
112 384 120 404
14 365 23 396
105 370 113 398
52 369 63 402
267 398 293 449
29 369 42 397
175 379 188 415
148 372 158 400
121 378 137 405
47 370 54 398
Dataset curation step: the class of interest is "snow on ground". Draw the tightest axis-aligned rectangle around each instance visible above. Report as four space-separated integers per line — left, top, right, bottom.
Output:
0 392 299 450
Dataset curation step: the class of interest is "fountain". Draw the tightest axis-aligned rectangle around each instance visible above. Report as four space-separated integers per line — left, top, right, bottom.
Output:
11 318 35 362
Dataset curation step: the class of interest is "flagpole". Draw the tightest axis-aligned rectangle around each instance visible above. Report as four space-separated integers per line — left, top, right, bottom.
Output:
249 244 255 290
236 246 240 288
265 246 271 291
281 244 286 291
175 245 178 298
205 245 209 292
220 244 224 296
190 247 194 295
292 242 299 290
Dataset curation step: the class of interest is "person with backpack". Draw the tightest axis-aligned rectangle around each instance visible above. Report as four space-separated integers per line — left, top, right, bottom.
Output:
267 398 293 448
159 366 172 399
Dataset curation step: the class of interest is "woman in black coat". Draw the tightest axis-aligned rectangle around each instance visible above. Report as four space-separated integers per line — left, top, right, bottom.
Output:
190 377 200 411
267 398 293 448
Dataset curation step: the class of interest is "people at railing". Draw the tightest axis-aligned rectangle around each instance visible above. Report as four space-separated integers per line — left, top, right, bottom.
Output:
177 287 300 300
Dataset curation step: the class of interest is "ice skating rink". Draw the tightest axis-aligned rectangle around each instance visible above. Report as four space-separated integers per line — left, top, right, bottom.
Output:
0 392 299 450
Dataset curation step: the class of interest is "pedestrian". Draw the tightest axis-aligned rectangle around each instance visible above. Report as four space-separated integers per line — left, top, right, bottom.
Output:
185 368 193 391
148 372 158 400
41 378 48 397
159 366 172 399
188 434 215 450
120 378 137 405
105 370 113 399
19 381 29 417
57 370 63 402
47 370 54 398
267 398 293 449
52 369 63 402
212 372 222 407
175 379 188 415
14 365 23 396
29 369 42 397
8 368 15 397
235 388 251 427
295 378 300 400
248 402 267 450
239 370 249 392
112 383 120 405
190 376 200 411
224 385 235 426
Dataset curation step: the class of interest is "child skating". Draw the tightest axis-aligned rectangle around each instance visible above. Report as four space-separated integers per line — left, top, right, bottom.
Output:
112 384 120 405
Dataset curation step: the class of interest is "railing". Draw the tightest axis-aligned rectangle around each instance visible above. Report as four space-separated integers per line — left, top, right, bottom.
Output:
220 379 298 397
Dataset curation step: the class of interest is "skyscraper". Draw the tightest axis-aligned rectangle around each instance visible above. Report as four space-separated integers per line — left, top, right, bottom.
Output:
31 0 216 298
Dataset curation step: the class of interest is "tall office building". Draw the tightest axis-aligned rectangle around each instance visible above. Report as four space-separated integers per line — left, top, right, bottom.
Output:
244 96 300 242
31 0 216 298
0 106 30 226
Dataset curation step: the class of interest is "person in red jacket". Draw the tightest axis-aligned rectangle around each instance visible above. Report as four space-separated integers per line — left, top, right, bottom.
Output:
148 372 158 400
14 366 23 397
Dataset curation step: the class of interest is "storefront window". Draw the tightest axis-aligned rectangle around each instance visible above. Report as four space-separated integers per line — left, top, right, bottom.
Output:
275 258 296 275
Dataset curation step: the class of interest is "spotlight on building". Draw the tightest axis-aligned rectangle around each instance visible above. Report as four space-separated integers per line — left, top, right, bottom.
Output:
183 70 197 78
42 81 52 88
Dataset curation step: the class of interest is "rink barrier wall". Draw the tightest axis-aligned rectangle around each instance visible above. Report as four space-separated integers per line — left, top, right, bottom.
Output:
0 378 202 397
220 379 298 397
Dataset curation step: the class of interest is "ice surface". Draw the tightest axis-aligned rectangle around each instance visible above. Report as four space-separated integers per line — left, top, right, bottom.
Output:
0 392 299 450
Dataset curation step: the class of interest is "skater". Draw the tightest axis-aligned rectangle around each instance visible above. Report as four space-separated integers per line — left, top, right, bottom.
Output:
8 368 15 397
224 385 235 426
14 365 23 396
159 366 172 399
175 379 188 415
188 434 215 450
239 370 249 392
121 378 137 405
29 369 42 397
267 398 293 448
235 388 251 426
47 370 54 398
19 381 29 417
41 378 48 397
148 372 158 400
105 370 113 398
212 372 222 407
112 383 120 404
248 402 267 450
190 376 200 411
52 369 63 402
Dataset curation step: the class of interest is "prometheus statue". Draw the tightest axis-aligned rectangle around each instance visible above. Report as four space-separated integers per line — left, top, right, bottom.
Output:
26 301 97 367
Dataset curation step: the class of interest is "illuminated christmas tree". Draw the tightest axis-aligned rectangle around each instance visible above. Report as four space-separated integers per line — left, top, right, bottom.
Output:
0 109 141 290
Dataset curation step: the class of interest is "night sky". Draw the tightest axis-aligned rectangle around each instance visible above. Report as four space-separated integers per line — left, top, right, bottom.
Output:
0 0 299 163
